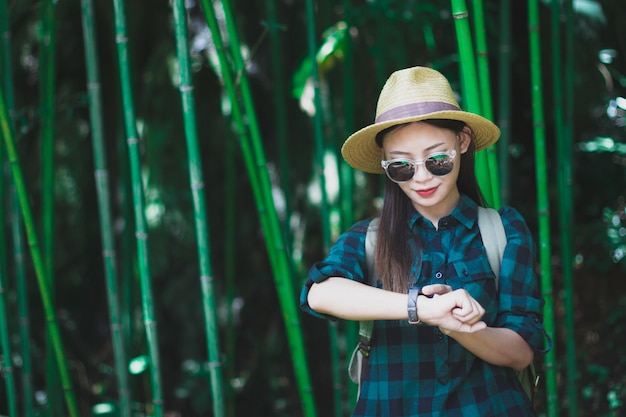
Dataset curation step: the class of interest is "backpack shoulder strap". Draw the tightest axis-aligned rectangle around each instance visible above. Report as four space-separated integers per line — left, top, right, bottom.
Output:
365 217 380 286
477 206 507 289
357 217 380 343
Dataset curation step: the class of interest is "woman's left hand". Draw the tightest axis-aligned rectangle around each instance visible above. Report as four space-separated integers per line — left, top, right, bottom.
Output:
418 289 486 333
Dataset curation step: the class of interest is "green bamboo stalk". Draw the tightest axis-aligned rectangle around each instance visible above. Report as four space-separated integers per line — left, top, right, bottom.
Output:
111 1 164 415
0 0 9 304
449 0 495 207
12 185 34 417
528 1 558 415
340 0 355 236
556 0 577 415
79 0 131 415
223 117 236 417
302 1 342 416
39 1 62 413
221 0 316 406
0 260 17 417
198 3 317 417
471 0 501 208
218 0 289 275
116 127 134 358
372 0 388 89
266 0 292 243
341 0 359 410
0 2 18 414
170 2 225 416
197 2 274 296
11 182 34 417
0 5 34 414
40 0 55 286
0 87 79 417
497 0 512 205
200 6 275 412
261 3 291 414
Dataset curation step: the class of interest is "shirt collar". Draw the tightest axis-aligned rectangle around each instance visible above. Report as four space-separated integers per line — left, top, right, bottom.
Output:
407 194 479 230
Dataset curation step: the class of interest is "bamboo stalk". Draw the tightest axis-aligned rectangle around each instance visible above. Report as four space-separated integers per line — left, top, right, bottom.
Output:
0 0 9 309
0 86 79 417
0 260 17 417
39 1 63 413
497 0 512 205
551 4 578 416
449 0 495 207
40 0 55 283
302 1 343 416
170 1 226 416
0 9 35 411
111 0 164 415
527 1 558 415
218 0 288 272
341 0 359 410
0 2 19 415
11 184 34 417
266 0 292 243
195 6 272 406
198 3 317 417
117 126 134 360
223 118 236 417
80 0 131 415
557 0 577 415
471 0 501 208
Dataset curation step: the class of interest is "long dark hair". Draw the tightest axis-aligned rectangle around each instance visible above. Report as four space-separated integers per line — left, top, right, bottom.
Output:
374 119 485 292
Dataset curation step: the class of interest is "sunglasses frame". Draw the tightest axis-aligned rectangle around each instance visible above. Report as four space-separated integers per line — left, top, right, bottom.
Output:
381 149 457 183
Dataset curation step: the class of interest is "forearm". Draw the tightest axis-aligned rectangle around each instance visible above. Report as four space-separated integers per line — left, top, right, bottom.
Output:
307 277 408 320
308 279 487 336
445 327 534 371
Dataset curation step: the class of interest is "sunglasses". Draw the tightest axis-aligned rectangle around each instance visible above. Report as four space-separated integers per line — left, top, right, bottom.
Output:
381 149 457 183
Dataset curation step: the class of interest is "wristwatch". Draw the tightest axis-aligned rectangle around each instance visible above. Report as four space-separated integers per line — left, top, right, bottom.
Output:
407 287 423 324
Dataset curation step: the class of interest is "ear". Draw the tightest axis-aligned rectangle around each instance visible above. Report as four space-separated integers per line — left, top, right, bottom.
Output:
458 126 472 154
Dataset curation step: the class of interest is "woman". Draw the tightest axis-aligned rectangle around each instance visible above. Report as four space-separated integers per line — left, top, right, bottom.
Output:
300 66 547 416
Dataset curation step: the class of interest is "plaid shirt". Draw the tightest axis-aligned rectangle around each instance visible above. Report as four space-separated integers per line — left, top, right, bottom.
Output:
300 195 547 417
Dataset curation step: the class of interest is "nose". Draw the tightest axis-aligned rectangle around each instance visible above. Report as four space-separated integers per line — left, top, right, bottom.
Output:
412 161 431 181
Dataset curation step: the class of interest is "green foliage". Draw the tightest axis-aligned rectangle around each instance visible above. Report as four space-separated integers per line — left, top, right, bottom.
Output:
579 296 626 416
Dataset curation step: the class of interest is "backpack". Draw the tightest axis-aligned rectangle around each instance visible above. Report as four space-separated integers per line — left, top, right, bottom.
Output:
347 207 539 403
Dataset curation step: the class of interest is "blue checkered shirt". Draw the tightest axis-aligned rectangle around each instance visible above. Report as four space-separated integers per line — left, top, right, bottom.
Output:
300 195 547 416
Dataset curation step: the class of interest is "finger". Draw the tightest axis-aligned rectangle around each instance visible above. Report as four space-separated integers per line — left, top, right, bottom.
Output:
452 308 483 324
452 306 480 321
421 284 452 296
451 291 485 319
451 300 485 323
466 321 487 332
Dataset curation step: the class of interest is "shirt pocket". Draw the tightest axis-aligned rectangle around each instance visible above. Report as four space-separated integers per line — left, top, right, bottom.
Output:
451 258 498 317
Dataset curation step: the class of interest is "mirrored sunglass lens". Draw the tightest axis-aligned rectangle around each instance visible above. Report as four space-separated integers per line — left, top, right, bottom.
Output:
387 161 415 182
425 154 454 176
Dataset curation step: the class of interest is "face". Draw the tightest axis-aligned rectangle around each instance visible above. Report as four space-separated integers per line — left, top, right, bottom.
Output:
381 121 471 224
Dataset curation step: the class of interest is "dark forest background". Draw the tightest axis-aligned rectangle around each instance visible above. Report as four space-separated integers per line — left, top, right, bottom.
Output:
1 0 626 416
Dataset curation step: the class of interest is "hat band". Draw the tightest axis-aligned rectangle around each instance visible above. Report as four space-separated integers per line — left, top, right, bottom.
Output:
375 101 460 123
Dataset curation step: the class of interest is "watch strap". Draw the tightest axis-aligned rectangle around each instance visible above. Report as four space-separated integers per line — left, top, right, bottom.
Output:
407 287 422 324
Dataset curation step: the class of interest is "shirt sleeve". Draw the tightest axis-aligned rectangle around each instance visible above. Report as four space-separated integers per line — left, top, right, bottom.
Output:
495 206 550 355
299 219 370 320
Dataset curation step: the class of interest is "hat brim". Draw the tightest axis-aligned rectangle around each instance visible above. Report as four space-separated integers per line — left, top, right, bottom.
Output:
341 110 501 174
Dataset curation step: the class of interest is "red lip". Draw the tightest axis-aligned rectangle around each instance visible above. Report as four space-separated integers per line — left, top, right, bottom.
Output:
417 187 437 197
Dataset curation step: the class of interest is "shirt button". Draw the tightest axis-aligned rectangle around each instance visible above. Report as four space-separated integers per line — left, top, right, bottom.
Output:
435 271 443 279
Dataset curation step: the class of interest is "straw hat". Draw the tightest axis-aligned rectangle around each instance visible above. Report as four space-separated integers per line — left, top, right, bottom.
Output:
341 66 500 173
